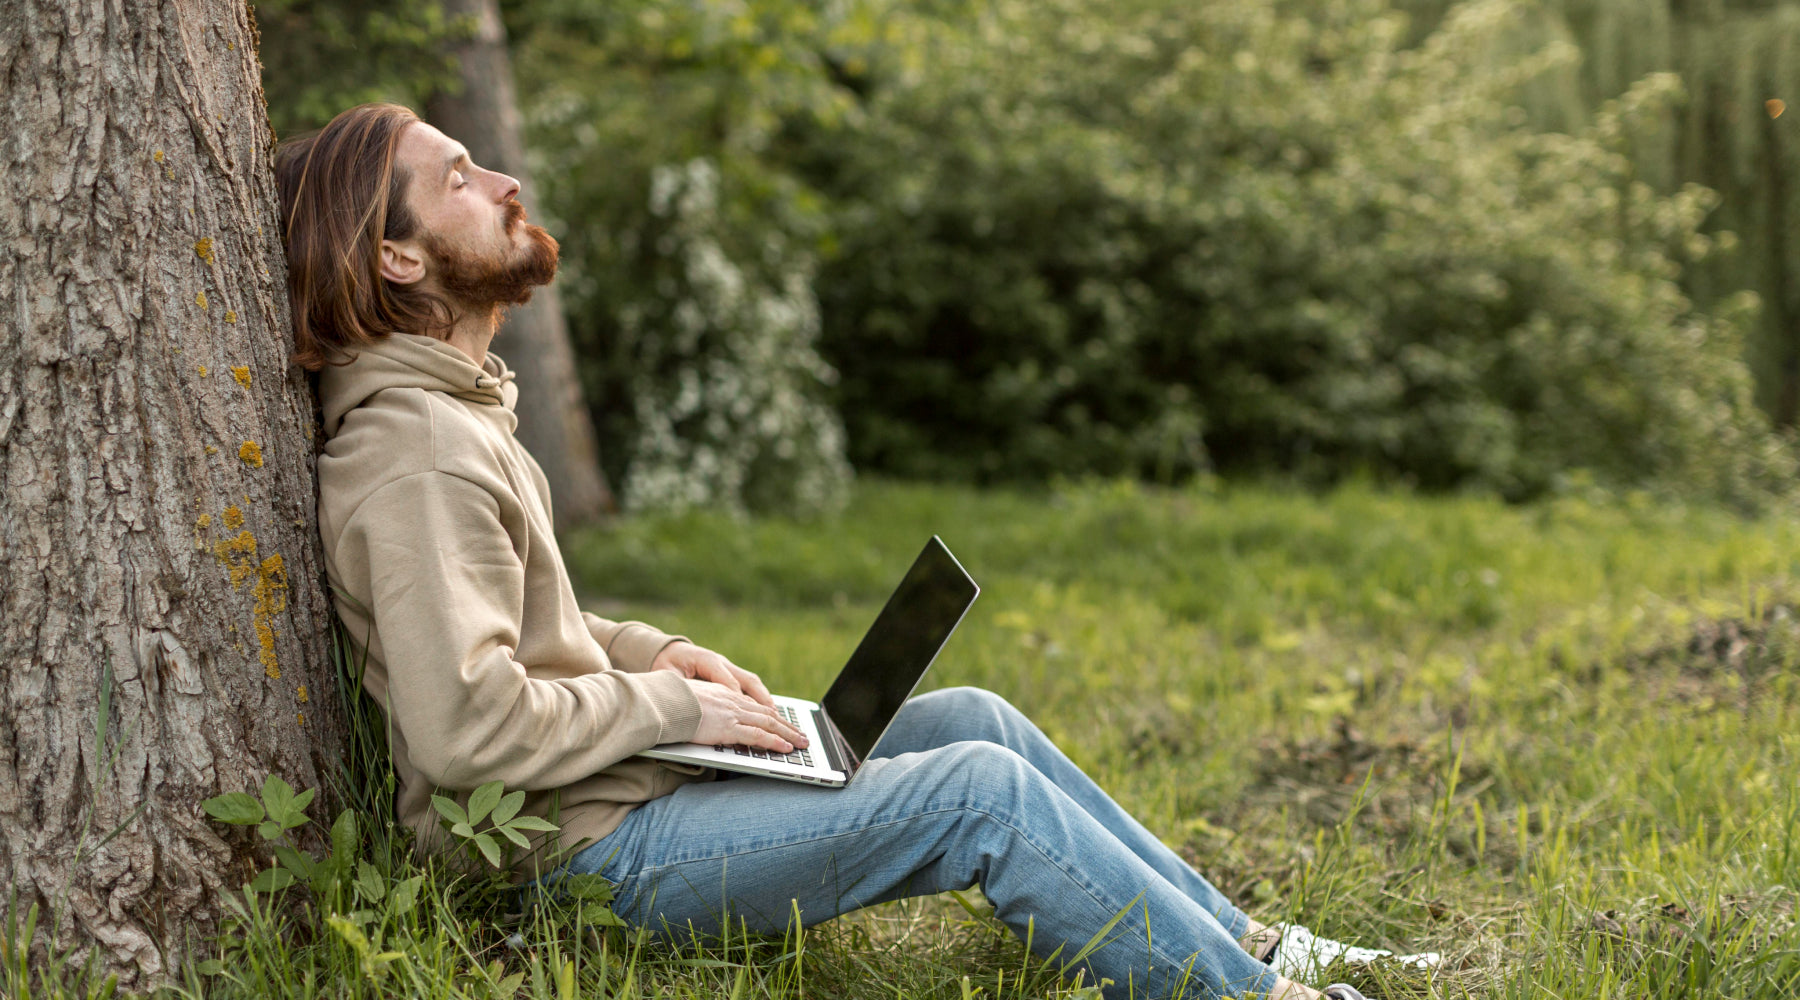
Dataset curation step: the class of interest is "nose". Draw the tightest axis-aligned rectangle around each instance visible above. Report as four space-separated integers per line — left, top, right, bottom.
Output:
494 171 521 203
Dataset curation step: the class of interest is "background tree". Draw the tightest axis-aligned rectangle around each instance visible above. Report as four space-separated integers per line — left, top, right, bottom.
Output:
1393 0 1800 430
426 0 615 526
507 0 855 515
0 0 343 987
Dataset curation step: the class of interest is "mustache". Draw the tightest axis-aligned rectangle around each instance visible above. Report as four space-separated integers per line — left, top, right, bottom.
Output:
505 199 528 230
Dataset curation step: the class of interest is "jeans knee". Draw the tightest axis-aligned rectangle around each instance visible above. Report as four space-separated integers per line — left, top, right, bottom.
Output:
917 685 1015 726
932 740 1039 812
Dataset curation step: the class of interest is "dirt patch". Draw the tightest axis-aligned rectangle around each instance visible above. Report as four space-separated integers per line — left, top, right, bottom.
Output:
1639 603 1798 678
1580 892 1798 980
1610 601 1800 712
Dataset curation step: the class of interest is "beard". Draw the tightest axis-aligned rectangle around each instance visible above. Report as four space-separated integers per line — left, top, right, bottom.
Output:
421 199 560 315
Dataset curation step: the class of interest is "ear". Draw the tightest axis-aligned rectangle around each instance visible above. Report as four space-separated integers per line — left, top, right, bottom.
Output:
379 239 427 286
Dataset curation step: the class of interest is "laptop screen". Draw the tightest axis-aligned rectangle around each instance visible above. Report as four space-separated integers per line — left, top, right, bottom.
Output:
822 536 980 763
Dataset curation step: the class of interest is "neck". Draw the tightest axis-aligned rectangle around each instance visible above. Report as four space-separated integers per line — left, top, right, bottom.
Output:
442 304 500 369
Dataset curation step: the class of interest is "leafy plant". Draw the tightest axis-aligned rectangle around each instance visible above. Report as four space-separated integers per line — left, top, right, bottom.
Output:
202 775 326 893
431 779 560 870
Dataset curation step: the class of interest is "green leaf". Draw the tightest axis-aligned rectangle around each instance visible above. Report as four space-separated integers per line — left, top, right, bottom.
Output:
507 816 559 833
450 822 475 840
273 845 316 879
202 792 264 826
491 789 526 826
497 825 530 849
280 787 316 829
581 904 626 926
257 819 282 842
467 781 504 826
261 774 296 815
330 809 359 864
391 875 424 916
565 874 615 902
431 794 468 827
249 867 296 893
355 860 386 904
472 832 502 868
197 960 225 976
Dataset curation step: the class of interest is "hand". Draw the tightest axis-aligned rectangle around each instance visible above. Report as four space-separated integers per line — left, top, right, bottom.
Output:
683 679 809 754
651 641 776 708
652 641 806 752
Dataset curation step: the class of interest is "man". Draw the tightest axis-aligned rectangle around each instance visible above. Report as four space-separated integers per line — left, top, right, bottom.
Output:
275 102 1432 1000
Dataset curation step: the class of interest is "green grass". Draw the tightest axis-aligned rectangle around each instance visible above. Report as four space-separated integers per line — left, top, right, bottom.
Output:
8 478 1800 998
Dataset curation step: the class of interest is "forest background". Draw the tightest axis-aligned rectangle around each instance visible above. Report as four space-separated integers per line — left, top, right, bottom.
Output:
255 0 1800 515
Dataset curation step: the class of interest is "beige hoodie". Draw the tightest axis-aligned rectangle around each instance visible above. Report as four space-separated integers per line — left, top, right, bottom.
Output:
316 333 707 882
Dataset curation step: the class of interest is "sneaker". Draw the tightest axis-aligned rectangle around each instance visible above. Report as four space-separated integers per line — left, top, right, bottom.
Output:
1265 922 1441 980
1322 985 1369 1000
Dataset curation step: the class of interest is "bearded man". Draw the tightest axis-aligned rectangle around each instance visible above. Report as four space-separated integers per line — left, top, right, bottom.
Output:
274 102 1433 1000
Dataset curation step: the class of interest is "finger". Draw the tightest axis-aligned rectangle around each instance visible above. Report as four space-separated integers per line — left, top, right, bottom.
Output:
748 704 808 747
735 702 807 748
702 656 744 694
732 664 775 708
733 723 794 754
702 661 738 690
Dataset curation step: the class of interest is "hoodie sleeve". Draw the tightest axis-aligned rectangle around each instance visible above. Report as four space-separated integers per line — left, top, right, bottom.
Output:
339 470 703 791
581 614 688 673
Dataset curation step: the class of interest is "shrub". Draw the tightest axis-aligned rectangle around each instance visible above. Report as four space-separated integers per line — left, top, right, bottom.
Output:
795 0 1794 504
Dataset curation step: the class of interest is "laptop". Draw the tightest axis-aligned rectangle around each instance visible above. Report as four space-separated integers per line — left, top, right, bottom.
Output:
636 536 979 787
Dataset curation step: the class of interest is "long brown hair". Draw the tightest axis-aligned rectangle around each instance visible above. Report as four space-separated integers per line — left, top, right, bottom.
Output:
275 103 454 370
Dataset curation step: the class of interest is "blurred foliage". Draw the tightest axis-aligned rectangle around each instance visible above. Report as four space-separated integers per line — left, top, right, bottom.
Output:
1391 0 1800 427
788 0 1793 504
255 0 468 136
256 0 1798 513
488 0 857 515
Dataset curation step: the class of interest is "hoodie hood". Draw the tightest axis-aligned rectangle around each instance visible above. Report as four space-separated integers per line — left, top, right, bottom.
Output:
318 333 518 437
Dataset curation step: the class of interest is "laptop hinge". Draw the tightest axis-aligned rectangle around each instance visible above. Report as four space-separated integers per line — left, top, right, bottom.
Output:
813 708 858 776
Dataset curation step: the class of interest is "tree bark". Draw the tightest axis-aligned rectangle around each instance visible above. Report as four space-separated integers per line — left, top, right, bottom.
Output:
426 0 615 527
0 0 343 988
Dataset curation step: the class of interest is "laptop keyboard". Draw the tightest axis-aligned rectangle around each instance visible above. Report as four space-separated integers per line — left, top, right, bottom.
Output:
711 703 816 768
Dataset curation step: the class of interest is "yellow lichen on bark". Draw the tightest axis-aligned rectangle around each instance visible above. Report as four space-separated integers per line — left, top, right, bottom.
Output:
212 530 259 589
224 310 237 324
223 506 244 530
296 684 308 703
153 150 164 163
197 365 208 377
253 554 288 678
230 366 250 388
194 238 214 264
238 441 262 468
195 290 207 309
208 526 290 679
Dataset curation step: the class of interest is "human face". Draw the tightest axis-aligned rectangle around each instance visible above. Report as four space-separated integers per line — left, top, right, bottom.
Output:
380 121 558 310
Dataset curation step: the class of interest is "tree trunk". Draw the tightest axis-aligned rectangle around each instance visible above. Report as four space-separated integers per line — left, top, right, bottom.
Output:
1763 64 1798 430
426 0 615 527
0 0 343 988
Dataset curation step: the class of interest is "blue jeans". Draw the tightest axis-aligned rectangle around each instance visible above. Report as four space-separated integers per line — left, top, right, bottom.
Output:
539 687 1278 1000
